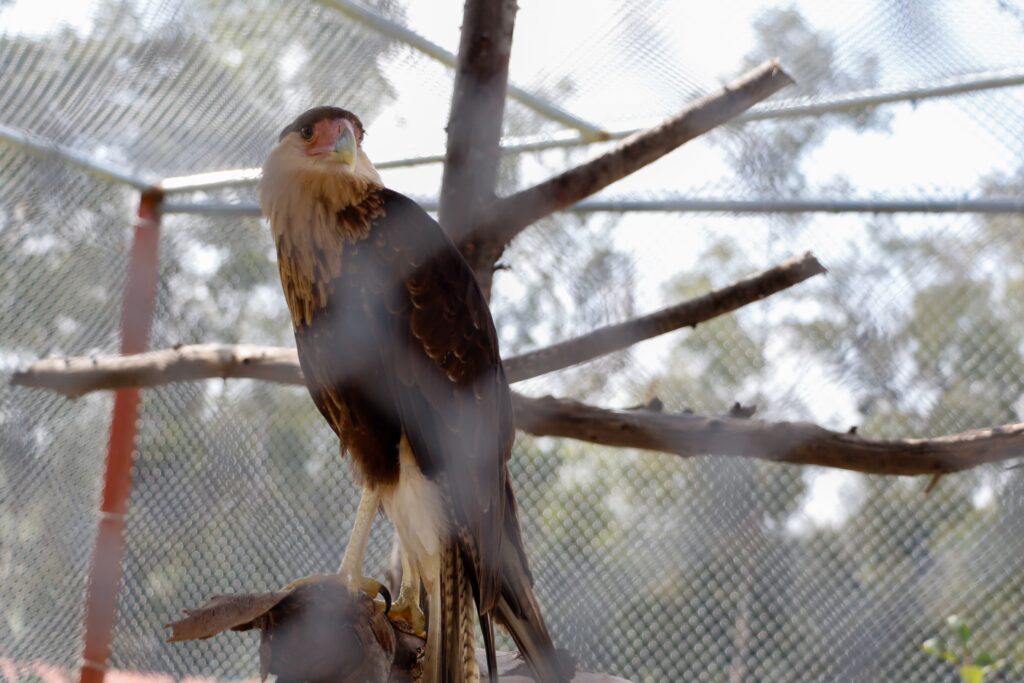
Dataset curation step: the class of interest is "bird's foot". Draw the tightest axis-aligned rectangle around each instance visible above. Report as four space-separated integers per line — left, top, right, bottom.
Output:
387 589 426 637
281 573 391 613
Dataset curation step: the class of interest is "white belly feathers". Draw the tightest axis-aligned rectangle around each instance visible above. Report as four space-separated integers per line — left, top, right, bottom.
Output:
380 435 447 571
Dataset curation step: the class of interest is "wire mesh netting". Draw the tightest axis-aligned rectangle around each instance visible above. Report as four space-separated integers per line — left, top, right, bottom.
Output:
2 1 1024 682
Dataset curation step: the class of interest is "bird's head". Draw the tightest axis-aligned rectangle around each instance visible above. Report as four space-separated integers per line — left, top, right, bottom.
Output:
260 106 382 217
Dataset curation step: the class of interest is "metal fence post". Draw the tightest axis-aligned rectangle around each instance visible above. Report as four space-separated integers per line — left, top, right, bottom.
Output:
79 188 163 683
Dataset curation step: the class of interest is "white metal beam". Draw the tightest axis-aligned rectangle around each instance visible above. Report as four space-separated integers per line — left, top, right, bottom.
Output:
160 167 262 192
565 198 1024 214
158 67 1024 193
0 124 154 191
161 196 1024 217
373 67 1024 166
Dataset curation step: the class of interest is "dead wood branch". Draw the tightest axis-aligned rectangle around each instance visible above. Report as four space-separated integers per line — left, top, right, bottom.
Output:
504 252 824 382
12 347 1024 476
11 343 303 397
511 394 1024 476
10 252 821 396
475 59 794 250
440 0 518 293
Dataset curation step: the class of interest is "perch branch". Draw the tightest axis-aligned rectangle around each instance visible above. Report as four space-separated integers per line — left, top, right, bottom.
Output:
439 0 518 292
12 355 1024 476
512 395 1024 476
475 59 794 250
10 252 821 396
504 252 824 382
10 343 303 397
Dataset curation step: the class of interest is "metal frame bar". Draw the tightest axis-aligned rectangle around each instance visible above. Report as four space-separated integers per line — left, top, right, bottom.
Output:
0 123 154 191
157 67 1024 192
564 198 1024 214
313 0 606 140
741 67 1024 121
162 197 1024 216
485 66 1024 157
159 167 262 193
3 68 1020 201
370 66 1024 165
79 190 163 683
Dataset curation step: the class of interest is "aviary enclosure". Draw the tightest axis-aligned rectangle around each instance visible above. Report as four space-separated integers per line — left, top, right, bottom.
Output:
2 0 1023 681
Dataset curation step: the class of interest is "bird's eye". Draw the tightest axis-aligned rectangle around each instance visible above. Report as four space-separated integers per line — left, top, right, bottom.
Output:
300 125 314 141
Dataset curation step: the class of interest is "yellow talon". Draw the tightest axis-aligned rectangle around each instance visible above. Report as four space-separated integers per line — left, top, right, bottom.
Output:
388 594 427 636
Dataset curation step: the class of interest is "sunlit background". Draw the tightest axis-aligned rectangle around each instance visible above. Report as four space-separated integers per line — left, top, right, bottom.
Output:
2 0 1023 681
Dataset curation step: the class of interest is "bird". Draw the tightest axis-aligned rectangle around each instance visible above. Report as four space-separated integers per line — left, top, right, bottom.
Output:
259 106 570 683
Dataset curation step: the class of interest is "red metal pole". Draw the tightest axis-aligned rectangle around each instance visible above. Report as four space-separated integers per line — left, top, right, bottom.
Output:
79 188 163 683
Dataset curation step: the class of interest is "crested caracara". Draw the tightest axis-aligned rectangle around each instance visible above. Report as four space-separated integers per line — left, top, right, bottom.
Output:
259 106 570 683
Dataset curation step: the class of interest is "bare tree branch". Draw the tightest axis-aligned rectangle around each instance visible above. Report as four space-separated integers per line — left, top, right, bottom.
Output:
10 344 304 397
13 349 1023 475
511 394 1024 476
10 252 822 396
439 0 518 292
505 252 824 382
475 59 794 250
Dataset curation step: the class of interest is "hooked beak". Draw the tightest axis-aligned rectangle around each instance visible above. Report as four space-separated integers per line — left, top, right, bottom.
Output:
305 119 357 169
332 124 356 169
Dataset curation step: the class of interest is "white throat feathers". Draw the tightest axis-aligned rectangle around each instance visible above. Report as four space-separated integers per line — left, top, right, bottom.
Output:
259 132 384 327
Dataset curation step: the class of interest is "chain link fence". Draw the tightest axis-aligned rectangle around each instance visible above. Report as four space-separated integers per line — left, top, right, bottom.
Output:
2 1 1023 681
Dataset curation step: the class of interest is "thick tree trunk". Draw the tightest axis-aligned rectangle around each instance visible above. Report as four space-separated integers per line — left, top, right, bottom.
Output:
439 0 519 295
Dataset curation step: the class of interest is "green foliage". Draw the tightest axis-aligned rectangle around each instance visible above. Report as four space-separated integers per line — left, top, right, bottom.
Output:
922 616 1007 683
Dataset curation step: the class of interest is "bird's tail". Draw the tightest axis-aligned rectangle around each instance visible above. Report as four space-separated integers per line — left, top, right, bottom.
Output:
493 490 574 683
436 484 572 683
439 541 482 683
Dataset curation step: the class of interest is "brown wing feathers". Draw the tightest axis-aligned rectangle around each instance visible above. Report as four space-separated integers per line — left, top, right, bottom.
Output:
361 191 508 605
295 186 568 682
362 191 569 682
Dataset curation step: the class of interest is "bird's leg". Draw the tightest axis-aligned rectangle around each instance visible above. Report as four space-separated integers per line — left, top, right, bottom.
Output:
337 485 380 588
388 549 426 636
421 553 442 683
283 486 386 606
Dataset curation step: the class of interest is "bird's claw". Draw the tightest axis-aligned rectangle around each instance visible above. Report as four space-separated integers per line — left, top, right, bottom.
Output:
387 597 427 637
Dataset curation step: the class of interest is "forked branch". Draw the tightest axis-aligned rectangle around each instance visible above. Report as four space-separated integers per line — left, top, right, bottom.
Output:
475 59 794 250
